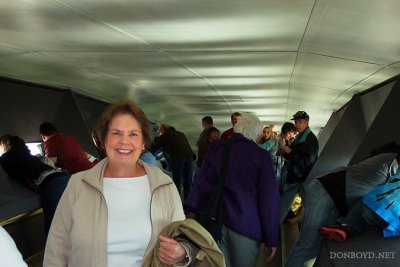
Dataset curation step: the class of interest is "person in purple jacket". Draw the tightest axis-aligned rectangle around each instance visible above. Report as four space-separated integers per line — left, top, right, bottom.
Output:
185 113 281 267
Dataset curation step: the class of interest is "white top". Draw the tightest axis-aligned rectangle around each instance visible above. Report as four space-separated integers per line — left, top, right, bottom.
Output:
0 226 28 267
104 175 152 267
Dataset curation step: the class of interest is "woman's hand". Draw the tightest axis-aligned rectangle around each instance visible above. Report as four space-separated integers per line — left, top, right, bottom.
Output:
280 145 292 154
264 246 277 263
158 235 187 265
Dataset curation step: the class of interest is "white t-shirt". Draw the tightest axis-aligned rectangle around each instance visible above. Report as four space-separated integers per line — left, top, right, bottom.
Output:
103 175 152 267
0 226 28 267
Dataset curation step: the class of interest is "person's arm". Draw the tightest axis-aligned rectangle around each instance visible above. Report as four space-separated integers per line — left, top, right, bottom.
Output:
48 156 58 164
157 175 191 266
43 140 58 164
258 152 280 248
0 227 27 267
264 246 277 263
158 235 191 266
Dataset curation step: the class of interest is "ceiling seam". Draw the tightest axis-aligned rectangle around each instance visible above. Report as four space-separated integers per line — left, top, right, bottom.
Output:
56 0 232 114
165 54 233 112
286 0 318 120
55 0 154 47
388 61 400 67
326 66 387 113
299 51 385 65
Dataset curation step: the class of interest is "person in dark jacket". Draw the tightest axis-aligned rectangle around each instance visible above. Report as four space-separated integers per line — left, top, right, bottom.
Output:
196 116 220 168
196 126 220 168
0 135 70 234
279 111 319 222
185 113 280 267
151 124 194 199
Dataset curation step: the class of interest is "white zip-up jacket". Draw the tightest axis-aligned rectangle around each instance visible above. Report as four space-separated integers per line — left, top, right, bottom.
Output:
44 158 185 267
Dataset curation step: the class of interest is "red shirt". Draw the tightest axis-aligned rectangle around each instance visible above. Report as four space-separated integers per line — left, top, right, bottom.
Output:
44 133 95 174
220 128 234 141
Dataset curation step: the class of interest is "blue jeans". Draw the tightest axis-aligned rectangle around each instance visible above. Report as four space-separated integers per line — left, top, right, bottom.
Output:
39 173 70 234
171 156 193 200
285 179 339 267
338 199 388 233
219 225 260 267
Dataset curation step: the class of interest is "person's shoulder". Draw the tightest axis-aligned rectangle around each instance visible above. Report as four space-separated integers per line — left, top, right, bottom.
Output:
310 131 318 139
221 127 232 135
0 226 27 267
176 130 188 138
304 130 318 145
140 152 157 166
142 161 165 175
61 134 79 143
143 163 175 188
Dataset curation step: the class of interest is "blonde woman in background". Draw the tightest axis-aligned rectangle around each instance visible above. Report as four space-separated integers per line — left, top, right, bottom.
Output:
257 124 279 154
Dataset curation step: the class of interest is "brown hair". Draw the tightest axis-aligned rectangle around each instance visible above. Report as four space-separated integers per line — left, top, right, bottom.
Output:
0 135 30 154
0 135 12 152
95 100 152 149
281 122 296 135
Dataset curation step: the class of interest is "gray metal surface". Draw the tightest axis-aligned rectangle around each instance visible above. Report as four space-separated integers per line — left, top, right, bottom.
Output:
1 0 400 144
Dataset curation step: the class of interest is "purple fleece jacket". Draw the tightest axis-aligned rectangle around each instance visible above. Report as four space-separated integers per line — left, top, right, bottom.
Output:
185 133 280 246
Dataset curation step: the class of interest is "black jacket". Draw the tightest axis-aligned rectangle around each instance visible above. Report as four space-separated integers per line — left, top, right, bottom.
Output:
151 128 194 164
286 129 319 183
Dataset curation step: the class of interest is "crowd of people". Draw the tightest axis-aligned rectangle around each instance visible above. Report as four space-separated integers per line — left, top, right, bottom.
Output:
1 99 399 267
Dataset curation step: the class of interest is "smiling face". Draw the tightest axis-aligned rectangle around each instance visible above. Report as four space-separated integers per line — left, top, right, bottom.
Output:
105 113 145 169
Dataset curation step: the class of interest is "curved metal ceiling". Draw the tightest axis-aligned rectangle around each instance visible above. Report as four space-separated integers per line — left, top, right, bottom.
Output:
1 0 400 141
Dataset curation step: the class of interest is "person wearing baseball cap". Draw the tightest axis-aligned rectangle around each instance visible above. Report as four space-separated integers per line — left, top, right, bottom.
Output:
279 111 319 223
291 111 309 121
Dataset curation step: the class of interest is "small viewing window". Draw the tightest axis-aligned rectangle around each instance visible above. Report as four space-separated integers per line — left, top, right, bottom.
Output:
26 142 44 156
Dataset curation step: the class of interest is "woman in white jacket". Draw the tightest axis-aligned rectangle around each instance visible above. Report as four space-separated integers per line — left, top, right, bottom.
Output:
44 100 190 267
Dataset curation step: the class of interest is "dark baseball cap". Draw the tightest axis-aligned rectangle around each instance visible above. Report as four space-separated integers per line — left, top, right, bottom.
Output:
291 111 309 121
